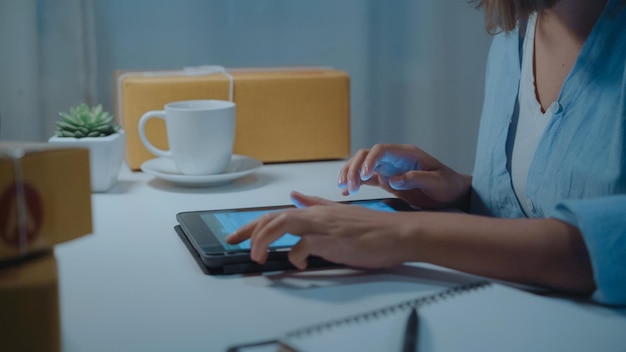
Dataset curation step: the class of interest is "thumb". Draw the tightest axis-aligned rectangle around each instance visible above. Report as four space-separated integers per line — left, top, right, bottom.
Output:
290 191 336 208
388 170 438 191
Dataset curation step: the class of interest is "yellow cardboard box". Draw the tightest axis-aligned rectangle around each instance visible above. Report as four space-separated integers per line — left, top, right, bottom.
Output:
0 142 92 261
116 66 351 170
0 251 60 352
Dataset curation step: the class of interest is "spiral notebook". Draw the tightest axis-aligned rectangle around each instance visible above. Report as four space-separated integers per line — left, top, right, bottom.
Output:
228 280 626 352
278 281 489 352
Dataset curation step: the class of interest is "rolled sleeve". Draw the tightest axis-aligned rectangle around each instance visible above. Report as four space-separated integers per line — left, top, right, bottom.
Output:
550 195 626 306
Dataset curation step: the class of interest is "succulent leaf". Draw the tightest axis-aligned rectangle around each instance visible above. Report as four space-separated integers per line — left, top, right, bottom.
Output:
60 112 77 125
55 121 78 132
79 113 91 124
101 114 114 125
93 125 111 132
78 126 90 135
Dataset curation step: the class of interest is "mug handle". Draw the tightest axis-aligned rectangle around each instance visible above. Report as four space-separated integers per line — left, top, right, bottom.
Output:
138 110 171 158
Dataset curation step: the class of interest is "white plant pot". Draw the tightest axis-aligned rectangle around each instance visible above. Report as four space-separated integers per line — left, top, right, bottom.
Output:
49 131 126 192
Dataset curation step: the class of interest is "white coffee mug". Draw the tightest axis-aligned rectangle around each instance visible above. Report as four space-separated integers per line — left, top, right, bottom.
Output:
138 100 235 175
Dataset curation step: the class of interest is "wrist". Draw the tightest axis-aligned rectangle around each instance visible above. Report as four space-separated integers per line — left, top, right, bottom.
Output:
394 212 428 263
451 173 473 211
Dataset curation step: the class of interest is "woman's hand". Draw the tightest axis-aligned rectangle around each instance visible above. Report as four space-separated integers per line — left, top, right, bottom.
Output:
226 191 595 295
338 144 471 210
226 191 412 269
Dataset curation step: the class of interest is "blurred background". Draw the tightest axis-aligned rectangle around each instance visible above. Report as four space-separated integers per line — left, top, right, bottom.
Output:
0 0 490 173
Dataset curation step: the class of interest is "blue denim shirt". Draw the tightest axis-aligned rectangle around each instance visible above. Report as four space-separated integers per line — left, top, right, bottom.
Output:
470 0 626 305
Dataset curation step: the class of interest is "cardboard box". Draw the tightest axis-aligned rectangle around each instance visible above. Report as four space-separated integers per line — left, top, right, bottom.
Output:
0 142 92 261
0 251 60 352
116 66 351 170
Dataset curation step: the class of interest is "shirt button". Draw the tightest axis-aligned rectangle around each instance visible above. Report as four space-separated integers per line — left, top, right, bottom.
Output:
548 102 562 114
526 199 535 213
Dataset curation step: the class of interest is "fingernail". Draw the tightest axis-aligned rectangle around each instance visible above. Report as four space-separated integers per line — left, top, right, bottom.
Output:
360 166 370 180
389 177 405 189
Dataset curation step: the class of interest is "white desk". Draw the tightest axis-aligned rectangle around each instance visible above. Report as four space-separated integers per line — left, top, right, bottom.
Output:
56 161 626 352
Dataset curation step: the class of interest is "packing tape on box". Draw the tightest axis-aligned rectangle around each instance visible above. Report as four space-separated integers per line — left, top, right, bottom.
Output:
116 64 335 117
0 143 92 261
0 147 29 256
116 65 234 120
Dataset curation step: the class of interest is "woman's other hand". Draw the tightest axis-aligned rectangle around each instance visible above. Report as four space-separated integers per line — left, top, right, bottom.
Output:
338 144 471 210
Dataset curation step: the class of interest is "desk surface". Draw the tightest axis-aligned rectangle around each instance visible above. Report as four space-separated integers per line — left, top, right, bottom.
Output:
56 160 626 352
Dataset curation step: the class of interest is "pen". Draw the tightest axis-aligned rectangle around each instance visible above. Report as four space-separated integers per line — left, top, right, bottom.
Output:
403 307 419 352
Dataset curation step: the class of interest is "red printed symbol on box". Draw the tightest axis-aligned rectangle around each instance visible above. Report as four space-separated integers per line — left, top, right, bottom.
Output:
0 182 43 247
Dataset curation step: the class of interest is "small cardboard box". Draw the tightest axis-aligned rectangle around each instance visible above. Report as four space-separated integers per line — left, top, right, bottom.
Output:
0 251 60 352
116 66 351 170
0 142 92 261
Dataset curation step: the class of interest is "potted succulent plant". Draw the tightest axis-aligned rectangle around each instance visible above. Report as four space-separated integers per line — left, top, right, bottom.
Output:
48 103 125 192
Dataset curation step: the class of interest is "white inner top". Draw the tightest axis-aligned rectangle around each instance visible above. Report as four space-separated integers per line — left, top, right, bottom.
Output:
511 13 556 216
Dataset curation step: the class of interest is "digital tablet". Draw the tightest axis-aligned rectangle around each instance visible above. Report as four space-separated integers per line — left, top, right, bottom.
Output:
175 198 415 275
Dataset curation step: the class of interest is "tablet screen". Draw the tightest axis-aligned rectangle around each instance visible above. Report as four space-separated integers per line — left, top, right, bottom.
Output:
198 199 401 251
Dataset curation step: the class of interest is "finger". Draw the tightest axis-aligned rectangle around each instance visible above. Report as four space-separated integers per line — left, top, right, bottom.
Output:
337 150 367 189
340 176 385 197
340 161 382 197
337 161 350 190
226 219 258 243
288 237 313 269
288 235 332 270
361 144 398 180
250 209 320 264
347 149 370 194
290 191 336 208
248 211 284 255
388 170 438 191
360 144 390 181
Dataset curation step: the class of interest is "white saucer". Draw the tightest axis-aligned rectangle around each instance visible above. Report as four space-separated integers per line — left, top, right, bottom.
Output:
141 155 263 187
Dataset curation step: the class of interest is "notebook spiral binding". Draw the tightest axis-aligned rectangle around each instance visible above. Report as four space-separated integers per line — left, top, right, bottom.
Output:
285 280 492 339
